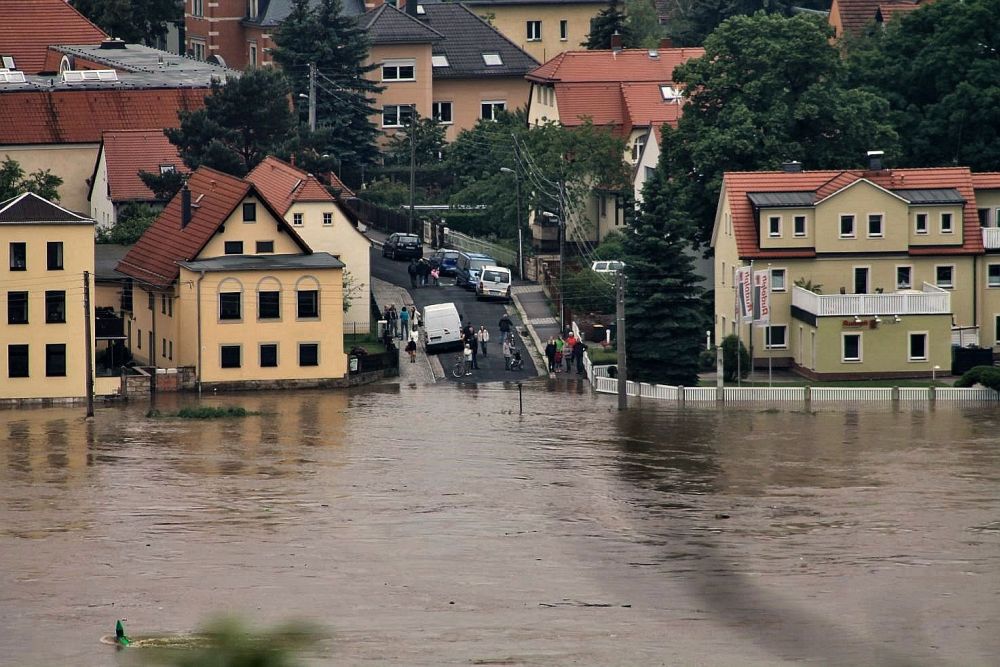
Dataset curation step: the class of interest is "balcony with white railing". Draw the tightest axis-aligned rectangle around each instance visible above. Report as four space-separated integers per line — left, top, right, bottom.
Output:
983 227 1000 249
791 283 951 317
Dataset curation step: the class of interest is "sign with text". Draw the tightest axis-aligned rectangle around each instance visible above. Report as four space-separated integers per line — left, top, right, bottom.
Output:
753 270 771 326
736 267 753 322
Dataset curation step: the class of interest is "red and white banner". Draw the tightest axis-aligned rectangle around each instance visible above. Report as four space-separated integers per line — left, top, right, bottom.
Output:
754 270 771 326
736 267 753 322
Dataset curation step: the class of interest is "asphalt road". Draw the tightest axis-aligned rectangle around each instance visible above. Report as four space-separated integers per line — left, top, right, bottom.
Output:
371 247 538 383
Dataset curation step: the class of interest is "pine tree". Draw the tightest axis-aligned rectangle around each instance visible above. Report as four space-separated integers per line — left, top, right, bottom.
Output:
622 160 706 386
583 0 631 49
272 0 383 167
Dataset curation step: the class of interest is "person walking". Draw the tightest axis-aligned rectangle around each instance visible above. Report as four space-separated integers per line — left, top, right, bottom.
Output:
470 333 479 369
554 336 565 373
405 338 417 363
407 259 418 288
499 313 513 339
416 258 429 286
430 266 440 286
388 305 399 338
544 337 557 372
477 326 490 357
399 305 410 340
410 305 419 329
463 342 473 376
502 337 512 371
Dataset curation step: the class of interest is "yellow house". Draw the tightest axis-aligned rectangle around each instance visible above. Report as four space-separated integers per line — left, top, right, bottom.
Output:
465 0 609 63
363 2 538 142
0 192 95 402
115 166 348 389
246 156 373 335
711 155 1000 380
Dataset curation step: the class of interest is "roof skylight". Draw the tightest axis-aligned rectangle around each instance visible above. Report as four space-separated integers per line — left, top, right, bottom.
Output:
432 54 449 67
660 84 679 101
482 53 503 66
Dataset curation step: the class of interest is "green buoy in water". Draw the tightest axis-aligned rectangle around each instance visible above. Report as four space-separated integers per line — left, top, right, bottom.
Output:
116 619 131 646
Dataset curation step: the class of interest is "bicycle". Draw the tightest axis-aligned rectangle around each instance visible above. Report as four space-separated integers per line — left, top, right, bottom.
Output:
451 354 469 378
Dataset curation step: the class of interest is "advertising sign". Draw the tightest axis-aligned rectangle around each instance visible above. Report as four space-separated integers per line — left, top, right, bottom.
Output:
754 270 771 326
736 267 753 322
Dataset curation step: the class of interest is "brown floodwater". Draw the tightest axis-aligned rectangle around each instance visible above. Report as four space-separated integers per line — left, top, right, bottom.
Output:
1 381 998 666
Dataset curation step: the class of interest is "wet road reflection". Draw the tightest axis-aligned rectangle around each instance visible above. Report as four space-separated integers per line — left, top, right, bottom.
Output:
1 384 998 665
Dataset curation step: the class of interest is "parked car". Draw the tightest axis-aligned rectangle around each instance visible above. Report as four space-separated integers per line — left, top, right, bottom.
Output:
422 302 463 353
476 266 512 302
592 260 625 274
431 249 461 276
382 233 422 260
455 252 496 289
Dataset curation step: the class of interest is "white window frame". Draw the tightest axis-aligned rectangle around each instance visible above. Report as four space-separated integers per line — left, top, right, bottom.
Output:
996 208 1000 228
768 215 781 238
293 212 303 226
432 100 453 124
771 268 786 292
190 39 206 61
839 214 855 239
915 211 928 234
322 212 333 226
842 332 862 363
192 0 204 17
940 211 954 234
482 53 503 66
867 212 884 238
793 215 806 237
382 104 415 128
560 19 568 40
480 100 506 121
526 20 541 41
907 331 928 362
935 264 955 289
989 264 1000 288
381 59 416 82
766 324 788 349
895 264 912 290
631 137 645 162
995 313 1000 345
248 42 257 68
853 265 870 294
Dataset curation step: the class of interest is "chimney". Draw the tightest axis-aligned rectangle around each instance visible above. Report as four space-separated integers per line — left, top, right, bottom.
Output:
782 160 803 173
611 32 623 52
99 38 127 50
867 150 885 172
405 0 418 17
659 37 673 49
181 185 192 228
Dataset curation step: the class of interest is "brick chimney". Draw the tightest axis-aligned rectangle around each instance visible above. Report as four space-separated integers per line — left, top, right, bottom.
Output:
181 185 192 228
405 0 418 17
659 37 673 49
867 150 885 172
611 32 623 52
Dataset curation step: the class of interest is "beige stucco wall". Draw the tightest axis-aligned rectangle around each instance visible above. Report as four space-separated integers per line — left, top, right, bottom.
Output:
976 188 1000 226
807 313 952 375
478 3 602 63
1 145 100 215
127 285 178 367
285 201 372 333
433 77 532 141
367 43 434 137
0 221 95 400
527 82 560 126
199 196 302 257
712 190 739 344
89 148 116 230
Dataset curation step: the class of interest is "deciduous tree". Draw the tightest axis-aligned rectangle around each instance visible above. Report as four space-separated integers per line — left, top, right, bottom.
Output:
0 157 62 202
71 0 181 46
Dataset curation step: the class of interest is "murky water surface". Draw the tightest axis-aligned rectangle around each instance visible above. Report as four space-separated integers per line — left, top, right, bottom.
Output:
1 382 998 666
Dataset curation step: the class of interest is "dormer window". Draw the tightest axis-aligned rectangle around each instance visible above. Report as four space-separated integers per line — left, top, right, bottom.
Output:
768 215 781 237
660 85 679 101
159 164 176 174
483 53 503 66
941 212 954 233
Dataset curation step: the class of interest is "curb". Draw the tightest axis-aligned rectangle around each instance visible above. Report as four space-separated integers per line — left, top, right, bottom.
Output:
511 292 550 378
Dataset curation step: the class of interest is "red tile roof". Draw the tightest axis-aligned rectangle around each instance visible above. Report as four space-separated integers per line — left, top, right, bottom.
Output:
0 0 107 74
325 171 355 198
722 167 982 259
620 82 684 129
100 130 188 203
116 166 309 288
553 83 625 129
830 0 919 37
245 156 335 215
972 173 1000 189
0 88 208 145
528 48 704 84
876 2 921 21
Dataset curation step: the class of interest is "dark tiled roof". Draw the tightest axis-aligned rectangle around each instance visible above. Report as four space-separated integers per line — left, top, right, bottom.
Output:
179 252 345 272
0 192 94 224
95 244 130 280
363 4 443 44
747 192 816 208
464 0 606 4
420 3 538 78
0 0 106 74
246 0 365 27
893 188 964 205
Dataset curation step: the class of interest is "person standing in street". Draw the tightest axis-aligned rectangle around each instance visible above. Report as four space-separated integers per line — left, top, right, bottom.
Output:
463 342 474 376
407 259 418 288
564 332 576 372
417 258 430 286
389 305 399 338
574 338 587 375
399 305 410 340
470 333 479 369
554 336 564 373
502 337 512 370
499 313 512 340
544 338 557 372
405 338 417 363
477 326 490 357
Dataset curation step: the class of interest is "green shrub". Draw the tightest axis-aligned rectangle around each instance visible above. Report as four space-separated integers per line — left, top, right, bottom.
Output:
956 365 1000 391
721 334 750 382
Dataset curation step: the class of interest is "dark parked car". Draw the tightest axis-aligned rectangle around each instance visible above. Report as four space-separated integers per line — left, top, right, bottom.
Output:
382 233 422 260
430 249 461 275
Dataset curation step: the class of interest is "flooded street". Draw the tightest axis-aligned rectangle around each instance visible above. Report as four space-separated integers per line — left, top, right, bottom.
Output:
2 382 999 666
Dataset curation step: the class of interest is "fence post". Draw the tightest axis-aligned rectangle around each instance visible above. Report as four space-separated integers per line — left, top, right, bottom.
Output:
804 385 811 405
929 385 936 404
678 385 685 404
891 386 899 403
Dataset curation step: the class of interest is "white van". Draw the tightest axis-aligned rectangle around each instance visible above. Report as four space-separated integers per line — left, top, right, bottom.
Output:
475 265 512 301
422 302 463 353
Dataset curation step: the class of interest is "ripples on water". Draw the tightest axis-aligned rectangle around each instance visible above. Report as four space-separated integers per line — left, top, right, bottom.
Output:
0 382 998 666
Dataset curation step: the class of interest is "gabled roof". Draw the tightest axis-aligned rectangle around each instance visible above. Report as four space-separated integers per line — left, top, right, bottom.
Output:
244 0 365 27
246 156 336 215
363 3 444 44
98 130 188 203
620 82 684 129
553 83 624 129
0 191 94 225
527 47 704 84
972 173 1000 190
0 88 208 145
115 166 310 288
876 1 921 22
721 167 983 259
419 3 539 78
0 0 107 74
830 0 918 37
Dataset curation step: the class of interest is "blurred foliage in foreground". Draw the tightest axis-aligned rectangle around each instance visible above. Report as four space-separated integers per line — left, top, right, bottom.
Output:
139 618 323 667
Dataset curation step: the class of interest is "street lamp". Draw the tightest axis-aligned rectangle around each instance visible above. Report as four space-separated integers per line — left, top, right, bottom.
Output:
541 210 564 333
499 167 524 280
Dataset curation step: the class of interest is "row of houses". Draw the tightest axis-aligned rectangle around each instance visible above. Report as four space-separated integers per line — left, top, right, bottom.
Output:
0 154 371 403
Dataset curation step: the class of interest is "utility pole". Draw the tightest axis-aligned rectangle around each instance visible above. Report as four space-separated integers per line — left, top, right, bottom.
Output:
308 62 317 132
500 167 524 280
616 269 627 410
408 117 416 235
83 271 94 418
558 180 566 334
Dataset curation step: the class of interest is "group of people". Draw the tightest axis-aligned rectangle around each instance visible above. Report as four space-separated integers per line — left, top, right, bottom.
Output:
456 314 522 375
382 304 420 341
408 258 440 288
544 331 587 375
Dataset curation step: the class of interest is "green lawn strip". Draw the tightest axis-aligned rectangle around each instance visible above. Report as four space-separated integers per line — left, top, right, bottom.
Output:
344 333 385 355
147 406 261 419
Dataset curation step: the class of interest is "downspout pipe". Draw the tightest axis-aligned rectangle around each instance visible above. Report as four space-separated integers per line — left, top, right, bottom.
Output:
196 271 205 396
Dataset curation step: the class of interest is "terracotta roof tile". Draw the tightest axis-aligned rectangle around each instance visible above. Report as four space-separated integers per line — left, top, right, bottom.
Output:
723 167 982 259
831 0 918 36
553 83 624 129
527 47 704 83
246 156 335 215
620 82 684 129
115 167 309 288
0 88 208 145
0 0 107 74
101 130 188 203
972 173 1000 189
